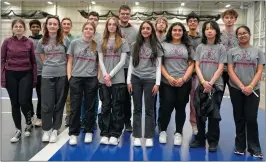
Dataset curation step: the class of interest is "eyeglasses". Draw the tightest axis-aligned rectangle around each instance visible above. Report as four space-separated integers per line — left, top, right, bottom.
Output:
120 13 130 16
237 32 249 37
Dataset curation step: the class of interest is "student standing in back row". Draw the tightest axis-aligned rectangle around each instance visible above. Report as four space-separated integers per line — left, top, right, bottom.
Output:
190 20 226 152
127 21 164 147
36 16 70 143
67 22 99 145
228 26 264 159
28 19 43 127
98 17 130 145
186 12 201 135
118 5 138 132
1 19 37 142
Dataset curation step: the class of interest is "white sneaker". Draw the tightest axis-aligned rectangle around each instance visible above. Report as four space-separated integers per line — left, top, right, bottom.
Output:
109 137 119 145
34 119 42 127
49 130 58 143
69 135 77 145
159 131 167 144
42 130 51 142
10 130 22 143
84 133 93 143
24 124 32 137
133 138 141 146
174 133 182 145
192 125 198 135
145 138 153 147
100 136 109 145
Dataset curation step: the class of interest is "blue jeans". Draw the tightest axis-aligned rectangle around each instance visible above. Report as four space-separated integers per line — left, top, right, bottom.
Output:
80 91 99 121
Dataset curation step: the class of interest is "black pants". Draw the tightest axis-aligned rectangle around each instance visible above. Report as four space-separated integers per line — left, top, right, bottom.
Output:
131 74 156 138
98 83 126 138
195 90 223 146
154 94 158 125
69 77 98 136
6 70 33 130
222 71 229 95
123 68 132 125
229 87 262 154
35 75 42 119
41 76 68 131
159 80 191 134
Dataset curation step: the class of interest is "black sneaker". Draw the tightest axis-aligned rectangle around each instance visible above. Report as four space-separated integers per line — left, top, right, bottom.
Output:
125 123 133 132
10 130 22 143
65 116 70 127
234 149 245 155
208 144 217 152
252 152 263 159
24 124 33 136
189 139 205 148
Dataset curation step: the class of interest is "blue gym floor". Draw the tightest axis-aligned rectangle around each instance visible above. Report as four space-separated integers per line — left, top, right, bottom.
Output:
46 98 265 161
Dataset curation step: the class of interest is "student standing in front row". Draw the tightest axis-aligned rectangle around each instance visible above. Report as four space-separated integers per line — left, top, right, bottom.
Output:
159 22 194 145
190 20 226 152
127 21 164 147
98 17 130 145
228 26 264 159
67 22 99 145
28 19 43 127
1 19 37 142
36 16 70 143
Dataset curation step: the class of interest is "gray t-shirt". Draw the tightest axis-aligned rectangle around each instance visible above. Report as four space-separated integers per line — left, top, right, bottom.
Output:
67 38 98 77
29 37 43 76
98 38 130 84
131 41 164 80
36 37 70 78
227 46 265 90
194 43 227 90
221 30 238 72
188 32 201 52
162 42 195 84
120 25 138 68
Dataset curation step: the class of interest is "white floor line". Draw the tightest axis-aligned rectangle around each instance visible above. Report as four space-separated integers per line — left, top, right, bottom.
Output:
29 128 70 161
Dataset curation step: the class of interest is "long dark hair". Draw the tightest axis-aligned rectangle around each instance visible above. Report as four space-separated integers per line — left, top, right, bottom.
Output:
165 22 193 63
201 20 221 44
133 20 164 67
42 15 64 45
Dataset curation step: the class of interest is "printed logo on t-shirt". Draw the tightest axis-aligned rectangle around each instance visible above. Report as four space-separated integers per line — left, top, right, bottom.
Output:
234 49 255 67
165 47 186 61
104 43 120 59
201 48 218 65
76 47 96 62
45 44 65 58
139 45 152 60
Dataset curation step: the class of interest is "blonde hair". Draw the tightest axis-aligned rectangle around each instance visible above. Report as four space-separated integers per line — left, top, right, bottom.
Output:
82 22 97 54
101 17 123 55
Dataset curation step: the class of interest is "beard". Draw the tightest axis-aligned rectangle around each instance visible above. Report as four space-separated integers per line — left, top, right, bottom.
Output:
157 29 165 33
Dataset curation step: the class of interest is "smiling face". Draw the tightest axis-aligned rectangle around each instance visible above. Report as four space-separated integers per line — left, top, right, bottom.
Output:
187 18 199 31
171 24 183 41
237 27 250 44
46 18 60 34
119 9 131 24
141 22 152 39
61 19 72 34
12 22 25 36
82 23 95 39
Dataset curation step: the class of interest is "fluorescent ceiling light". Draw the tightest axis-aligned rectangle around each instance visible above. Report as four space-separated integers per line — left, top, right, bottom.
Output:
225 4 231 8
4 2 11 5
135 2 140 5
181 2 185 6
91 1 96 4
47 1 53 4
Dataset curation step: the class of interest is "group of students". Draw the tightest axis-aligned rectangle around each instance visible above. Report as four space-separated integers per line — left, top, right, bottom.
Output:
1 5 264 159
